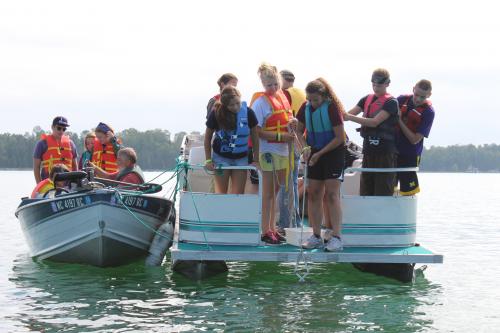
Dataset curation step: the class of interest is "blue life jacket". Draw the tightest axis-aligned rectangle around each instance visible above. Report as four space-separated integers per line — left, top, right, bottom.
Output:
305 101 335 150
216 102 250 154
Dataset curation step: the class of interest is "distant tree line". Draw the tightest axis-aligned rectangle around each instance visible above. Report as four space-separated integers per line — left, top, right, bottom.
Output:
0 128 499 172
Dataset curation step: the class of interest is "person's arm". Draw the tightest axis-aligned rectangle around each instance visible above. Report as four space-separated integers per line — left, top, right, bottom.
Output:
347 105 363 116
33 158 41 183
308 124 345 166
345 109 390 127
89 162 113 179
398 118 424 144
250 126 259 165
203 127 216 171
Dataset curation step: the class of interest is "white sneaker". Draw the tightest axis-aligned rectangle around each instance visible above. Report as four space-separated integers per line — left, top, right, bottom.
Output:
302 234 324 249
325 236 343 252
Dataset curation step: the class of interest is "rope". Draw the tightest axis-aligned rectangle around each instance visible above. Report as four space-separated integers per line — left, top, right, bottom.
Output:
294 157 310 282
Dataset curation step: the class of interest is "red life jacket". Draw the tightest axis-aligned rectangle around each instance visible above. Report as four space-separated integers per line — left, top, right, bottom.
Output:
251 90 293 143
360 93 397 141
400 95 432 132
91 140 118 172
363 93 392 118
31 178 54 198
40 134 74 175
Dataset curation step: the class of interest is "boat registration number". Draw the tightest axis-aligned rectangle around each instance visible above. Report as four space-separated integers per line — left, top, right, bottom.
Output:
52 197 86 212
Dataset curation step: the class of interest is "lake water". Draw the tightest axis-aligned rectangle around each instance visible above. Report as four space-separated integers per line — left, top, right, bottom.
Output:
1 171 499 332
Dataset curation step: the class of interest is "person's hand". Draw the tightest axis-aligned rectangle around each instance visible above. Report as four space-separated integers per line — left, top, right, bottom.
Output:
205 160 215 172
308 152 322 166
342 112 351 121
288 118 298 131
302 146 311 161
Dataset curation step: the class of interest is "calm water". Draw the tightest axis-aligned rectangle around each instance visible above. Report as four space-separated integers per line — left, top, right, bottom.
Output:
1 171 499 332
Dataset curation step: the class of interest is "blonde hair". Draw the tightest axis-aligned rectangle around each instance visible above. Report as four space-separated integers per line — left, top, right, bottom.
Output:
85 132 96 140
257 62 280 82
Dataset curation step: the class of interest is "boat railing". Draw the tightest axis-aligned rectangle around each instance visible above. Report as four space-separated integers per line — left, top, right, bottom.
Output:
344 167 419 173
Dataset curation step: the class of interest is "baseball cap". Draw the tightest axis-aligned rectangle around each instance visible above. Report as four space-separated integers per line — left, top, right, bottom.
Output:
52 116 70 127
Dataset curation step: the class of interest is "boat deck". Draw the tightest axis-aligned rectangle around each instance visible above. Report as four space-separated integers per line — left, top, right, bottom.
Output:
170 242 443 264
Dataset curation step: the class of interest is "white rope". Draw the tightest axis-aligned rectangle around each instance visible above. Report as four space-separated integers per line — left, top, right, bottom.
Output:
294 157 310 282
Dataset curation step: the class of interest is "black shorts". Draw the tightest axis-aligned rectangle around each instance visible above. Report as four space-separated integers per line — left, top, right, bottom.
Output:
307 146 345 181
397 154 420 195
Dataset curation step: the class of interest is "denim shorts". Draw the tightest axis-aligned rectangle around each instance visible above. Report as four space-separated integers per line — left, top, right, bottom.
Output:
212 152 248 167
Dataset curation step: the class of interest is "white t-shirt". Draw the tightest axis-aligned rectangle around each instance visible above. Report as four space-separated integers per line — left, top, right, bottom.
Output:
252 95 289 157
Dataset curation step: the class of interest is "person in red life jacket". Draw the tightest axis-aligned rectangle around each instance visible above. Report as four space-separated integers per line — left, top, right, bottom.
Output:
31 164 71 199
295 78 346 251
343 68 399 196
251 62 297 245
78 132 96 169
91 122 123 174
277 69 307 231
91 147 144 187
33 116 78 184
396 79 435 195
204 86 260 194
206 73 238 118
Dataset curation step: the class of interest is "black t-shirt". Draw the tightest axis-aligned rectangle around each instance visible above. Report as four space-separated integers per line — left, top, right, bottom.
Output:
206 107 257 158
356 95 399 154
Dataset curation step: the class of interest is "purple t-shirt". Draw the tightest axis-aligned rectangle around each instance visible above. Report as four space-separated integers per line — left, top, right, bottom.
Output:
396 95 435 156
33 138 78 180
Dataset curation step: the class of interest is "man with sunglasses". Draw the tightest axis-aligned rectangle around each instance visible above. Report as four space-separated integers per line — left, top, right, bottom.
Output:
33 116 78 183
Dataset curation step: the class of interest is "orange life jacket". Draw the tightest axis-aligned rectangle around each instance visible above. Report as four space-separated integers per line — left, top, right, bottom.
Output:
251 90 293 143
31 178 54 199
91 140 119 173
400 95 432 133
40 134 74 175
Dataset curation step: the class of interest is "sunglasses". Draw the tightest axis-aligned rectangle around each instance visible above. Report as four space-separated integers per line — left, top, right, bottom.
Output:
56 126 67 132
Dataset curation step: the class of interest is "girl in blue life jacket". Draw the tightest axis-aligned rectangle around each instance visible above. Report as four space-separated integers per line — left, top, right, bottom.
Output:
204 86 260 194
295 78 346 252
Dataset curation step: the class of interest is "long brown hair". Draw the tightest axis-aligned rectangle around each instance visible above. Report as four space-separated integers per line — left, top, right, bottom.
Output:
214 86 242 131
305 78 345 113
217 73 238 89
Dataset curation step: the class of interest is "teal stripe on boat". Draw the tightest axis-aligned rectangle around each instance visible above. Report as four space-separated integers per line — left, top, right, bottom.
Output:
342 228 416 235
180 218 259 226
180 224 260 233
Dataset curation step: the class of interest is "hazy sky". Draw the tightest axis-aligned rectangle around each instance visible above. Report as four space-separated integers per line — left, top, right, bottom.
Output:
1 0 498 147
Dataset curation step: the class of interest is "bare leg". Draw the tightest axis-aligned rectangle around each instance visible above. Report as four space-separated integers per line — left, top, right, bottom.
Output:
229 170 247 194
307 179 325 237
214 170 230 194
324 179 342 237
261 171 275 234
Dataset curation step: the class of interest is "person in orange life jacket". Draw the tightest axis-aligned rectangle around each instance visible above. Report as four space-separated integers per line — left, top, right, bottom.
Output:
396 79 435 195
206 73 238 118
251 62 297 245
277 69 307 231
91 147 144 187
33 116 78 184
78 132 96 169
204 86 260 194
296 78 346 251
31 164 71 199
343 68 399 196
91 122 123 173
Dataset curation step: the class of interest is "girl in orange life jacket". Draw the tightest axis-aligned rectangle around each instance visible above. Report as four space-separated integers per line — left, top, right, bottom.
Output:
78 132 96 169
204 86 260 194
206 73 238 118
31 164 71 199
343 68 399 196
91 122 123 173
295 78 346 251
33 116 78 184
251 62 297 244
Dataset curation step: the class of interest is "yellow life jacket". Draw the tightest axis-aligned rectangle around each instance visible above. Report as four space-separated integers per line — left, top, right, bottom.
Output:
31 178 54 198
286 87 306 116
